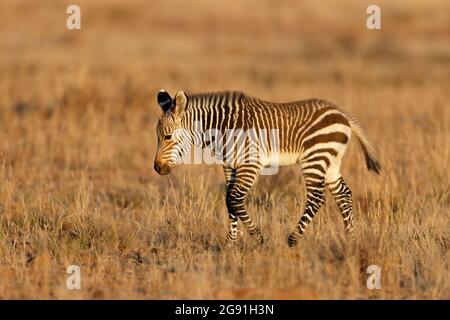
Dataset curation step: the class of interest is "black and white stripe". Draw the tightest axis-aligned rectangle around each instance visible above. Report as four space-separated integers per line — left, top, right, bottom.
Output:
154 90 380 247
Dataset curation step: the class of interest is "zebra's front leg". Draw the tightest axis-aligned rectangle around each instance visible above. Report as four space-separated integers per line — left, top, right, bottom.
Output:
225 164 264 245
225 206 239 245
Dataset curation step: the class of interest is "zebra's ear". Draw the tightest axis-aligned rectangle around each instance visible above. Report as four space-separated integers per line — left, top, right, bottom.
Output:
172 90 188 114
157 90 173 112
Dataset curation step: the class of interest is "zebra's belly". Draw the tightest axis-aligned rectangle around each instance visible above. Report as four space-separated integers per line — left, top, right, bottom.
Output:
262 152 300 167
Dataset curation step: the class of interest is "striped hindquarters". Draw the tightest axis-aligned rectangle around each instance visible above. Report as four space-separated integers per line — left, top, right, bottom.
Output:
294 103 353 178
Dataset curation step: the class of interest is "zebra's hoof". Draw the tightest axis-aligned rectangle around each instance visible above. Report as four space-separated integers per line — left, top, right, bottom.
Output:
224 242 237 250
347 234 356 242
255 235 264 246
287 233 299 247
225 236 237 247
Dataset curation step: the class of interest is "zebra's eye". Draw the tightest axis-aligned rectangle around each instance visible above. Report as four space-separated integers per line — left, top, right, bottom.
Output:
164 135 172 141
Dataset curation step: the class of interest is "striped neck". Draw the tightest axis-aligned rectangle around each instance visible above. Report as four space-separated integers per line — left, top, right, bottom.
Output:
181 91 245 133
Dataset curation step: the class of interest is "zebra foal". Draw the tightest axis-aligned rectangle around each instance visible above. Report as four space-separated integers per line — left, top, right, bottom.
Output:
154 90 380 247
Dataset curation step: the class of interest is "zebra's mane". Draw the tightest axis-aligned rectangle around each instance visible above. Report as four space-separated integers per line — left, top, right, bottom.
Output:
186 90 245 109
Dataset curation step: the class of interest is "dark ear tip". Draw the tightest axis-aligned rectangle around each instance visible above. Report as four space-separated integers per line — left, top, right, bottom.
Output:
157 90 168 101
157 90 173 111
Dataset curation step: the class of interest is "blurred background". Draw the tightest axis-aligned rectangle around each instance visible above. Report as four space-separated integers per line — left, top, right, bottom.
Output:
1 0 448 175
2 0 448 101
0 0 448 299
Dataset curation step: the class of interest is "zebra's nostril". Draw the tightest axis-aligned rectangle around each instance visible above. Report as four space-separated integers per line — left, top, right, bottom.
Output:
154 162 171 175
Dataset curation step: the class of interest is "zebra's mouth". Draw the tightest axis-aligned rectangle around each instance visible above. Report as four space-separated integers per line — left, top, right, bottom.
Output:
154 163 172 175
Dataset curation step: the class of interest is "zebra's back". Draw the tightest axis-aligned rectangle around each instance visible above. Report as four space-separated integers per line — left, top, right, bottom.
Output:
240 94 352 167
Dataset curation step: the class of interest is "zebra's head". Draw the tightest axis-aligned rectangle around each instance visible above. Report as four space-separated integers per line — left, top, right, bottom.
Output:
154 90 191 175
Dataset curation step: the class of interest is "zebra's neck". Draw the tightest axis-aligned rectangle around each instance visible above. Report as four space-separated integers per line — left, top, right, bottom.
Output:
182 91 245 136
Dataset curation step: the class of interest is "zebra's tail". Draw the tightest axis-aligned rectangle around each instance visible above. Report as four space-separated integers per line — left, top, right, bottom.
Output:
342 110 381 174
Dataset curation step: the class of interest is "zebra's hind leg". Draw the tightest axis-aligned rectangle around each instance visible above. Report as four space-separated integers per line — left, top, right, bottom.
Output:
288 173 326 247
326 176 355 241
223 166 239 245
225 164 264 245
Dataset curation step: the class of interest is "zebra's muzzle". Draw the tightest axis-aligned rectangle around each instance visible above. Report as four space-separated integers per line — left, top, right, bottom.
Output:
154 162 171 175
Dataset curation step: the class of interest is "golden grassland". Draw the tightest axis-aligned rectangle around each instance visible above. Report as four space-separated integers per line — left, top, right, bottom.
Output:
0 0 448 299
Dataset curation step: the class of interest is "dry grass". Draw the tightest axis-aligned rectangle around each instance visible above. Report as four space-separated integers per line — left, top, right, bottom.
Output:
0 0 449 299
